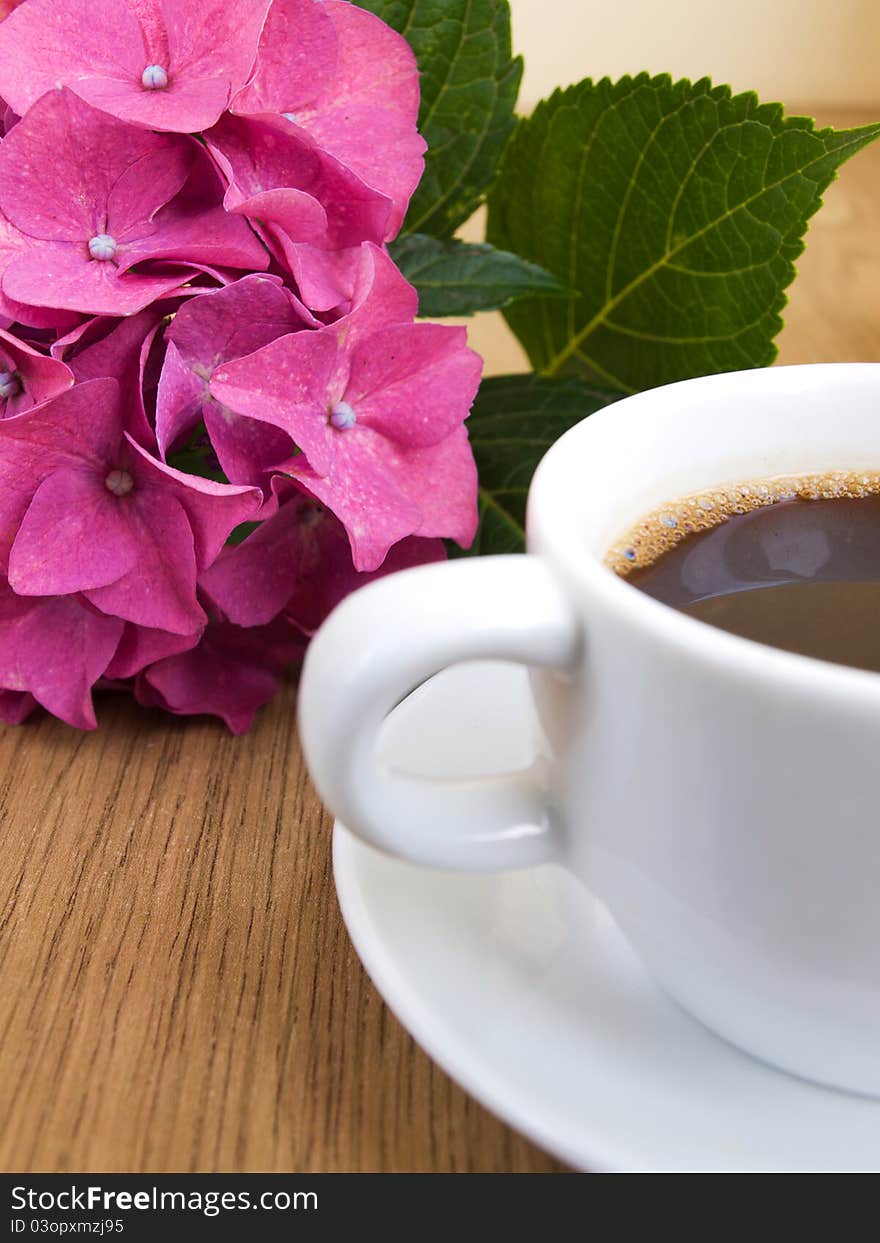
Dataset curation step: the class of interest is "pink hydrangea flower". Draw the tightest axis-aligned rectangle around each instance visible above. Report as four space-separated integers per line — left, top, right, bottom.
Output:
0 90 266 315
0 378 261 634
0 0 273 132
155 274 306 484
0 328 73 417
210 248 482 569
0 576 124 729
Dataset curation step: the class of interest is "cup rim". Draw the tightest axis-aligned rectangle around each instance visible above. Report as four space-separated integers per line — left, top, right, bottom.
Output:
527 362 880 709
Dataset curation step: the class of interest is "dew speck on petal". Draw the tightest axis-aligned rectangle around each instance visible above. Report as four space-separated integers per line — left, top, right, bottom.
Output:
88 234 117 262
142 64 169 90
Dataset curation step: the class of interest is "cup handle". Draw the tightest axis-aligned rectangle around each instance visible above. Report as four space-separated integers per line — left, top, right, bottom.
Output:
298 554 581 871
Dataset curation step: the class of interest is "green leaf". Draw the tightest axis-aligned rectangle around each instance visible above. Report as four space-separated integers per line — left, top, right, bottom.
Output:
359 0 522 237
458 374 622 555
389 233 569 316
165 422 228 485
487 75 880 391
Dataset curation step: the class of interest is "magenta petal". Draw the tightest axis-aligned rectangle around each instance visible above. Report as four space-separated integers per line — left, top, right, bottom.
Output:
3 241 193 315
210 330 339 474
0 0 272 132
199 499 302 626
274 239 363 313
0 580 123 729
0 328 73 417
62 309 163 444
0 689 35 725
104 621 202 680
303 105 425 238
343 244 419 339
288 439 424 572
0 0 143 120
0 89 190 242
85 491 205 634
9 465 140 595
0 378 122 566
156 340 205 457
125 435 261 568
232 0 338 116
347 324 482 448
139 616 304 733
203 403 295 487
315 1 420 123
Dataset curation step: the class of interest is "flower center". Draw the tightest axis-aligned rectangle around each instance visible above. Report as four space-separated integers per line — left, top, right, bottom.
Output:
282 112 298 123
104 469 134 497
88 234 117 262
0 370 21 400
329 401 356 430
142 64 169 90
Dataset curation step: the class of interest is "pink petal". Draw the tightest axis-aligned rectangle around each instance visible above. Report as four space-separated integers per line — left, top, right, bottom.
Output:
199 497 303 626
138 616 304 733
125 434 261 567
0 328 74 417
202 403 295 487
346 323 482 448
270 237 363 313
8 465 140 595
232 0 338 116
60 308 163 444
0 689 35 724
288 440 424 572
0 378 122 566
0 0 144 119
104 621 202 679
0 89 190 242
289 424 478 570
3 239 194 315
312 1 420 123
210 330 339 474
0 0 272 132
205 113 391 249
156 339 205 457
343 243 418 338
0 579 123 728
84 490 205 634
301 105 425 238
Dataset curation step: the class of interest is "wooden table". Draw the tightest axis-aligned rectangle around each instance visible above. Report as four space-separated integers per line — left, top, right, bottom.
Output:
2 108 879 1175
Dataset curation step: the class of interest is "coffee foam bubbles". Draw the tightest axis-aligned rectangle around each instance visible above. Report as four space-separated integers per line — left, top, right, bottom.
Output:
606 471 880 576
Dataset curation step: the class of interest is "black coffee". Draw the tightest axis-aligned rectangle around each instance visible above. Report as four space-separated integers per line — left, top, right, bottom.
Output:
608 473 880 673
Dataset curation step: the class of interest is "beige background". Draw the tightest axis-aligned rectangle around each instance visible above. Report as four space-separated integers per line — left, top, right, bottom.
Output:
512 0 880 109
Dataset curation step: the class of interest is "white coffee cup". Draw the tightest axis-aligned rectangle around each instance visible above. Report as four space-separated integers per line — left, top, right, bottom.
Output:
299 363 880 1097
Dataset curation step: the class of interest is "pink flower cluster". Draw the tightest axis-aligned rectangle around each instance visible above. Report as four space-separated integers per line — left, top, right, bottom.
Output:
0 0 482 732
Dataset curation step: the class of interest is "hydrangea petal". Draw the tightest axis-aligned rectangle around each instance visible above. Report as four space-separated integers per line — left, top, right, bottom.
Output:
104 621 203 680
0 579 123 729
0 0 273 132
199 496 303 626
210 330 339 475
125 434 261 568
0 328 73 418
9 465 141 596
84 490 205 634
232 0 337 116
0 89 190 243
347 324 482 448
0 689 35 725
138 616 304 733
202 403 295 488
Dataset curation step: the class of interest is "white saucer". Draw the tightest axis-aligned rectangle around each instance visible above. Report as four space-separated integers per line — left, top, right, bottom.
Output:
332 662 880 1172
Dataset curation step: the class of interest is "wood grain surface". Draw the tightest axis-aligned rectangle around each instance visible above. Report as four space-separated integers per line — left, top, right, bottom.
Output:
1 108 878 1175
